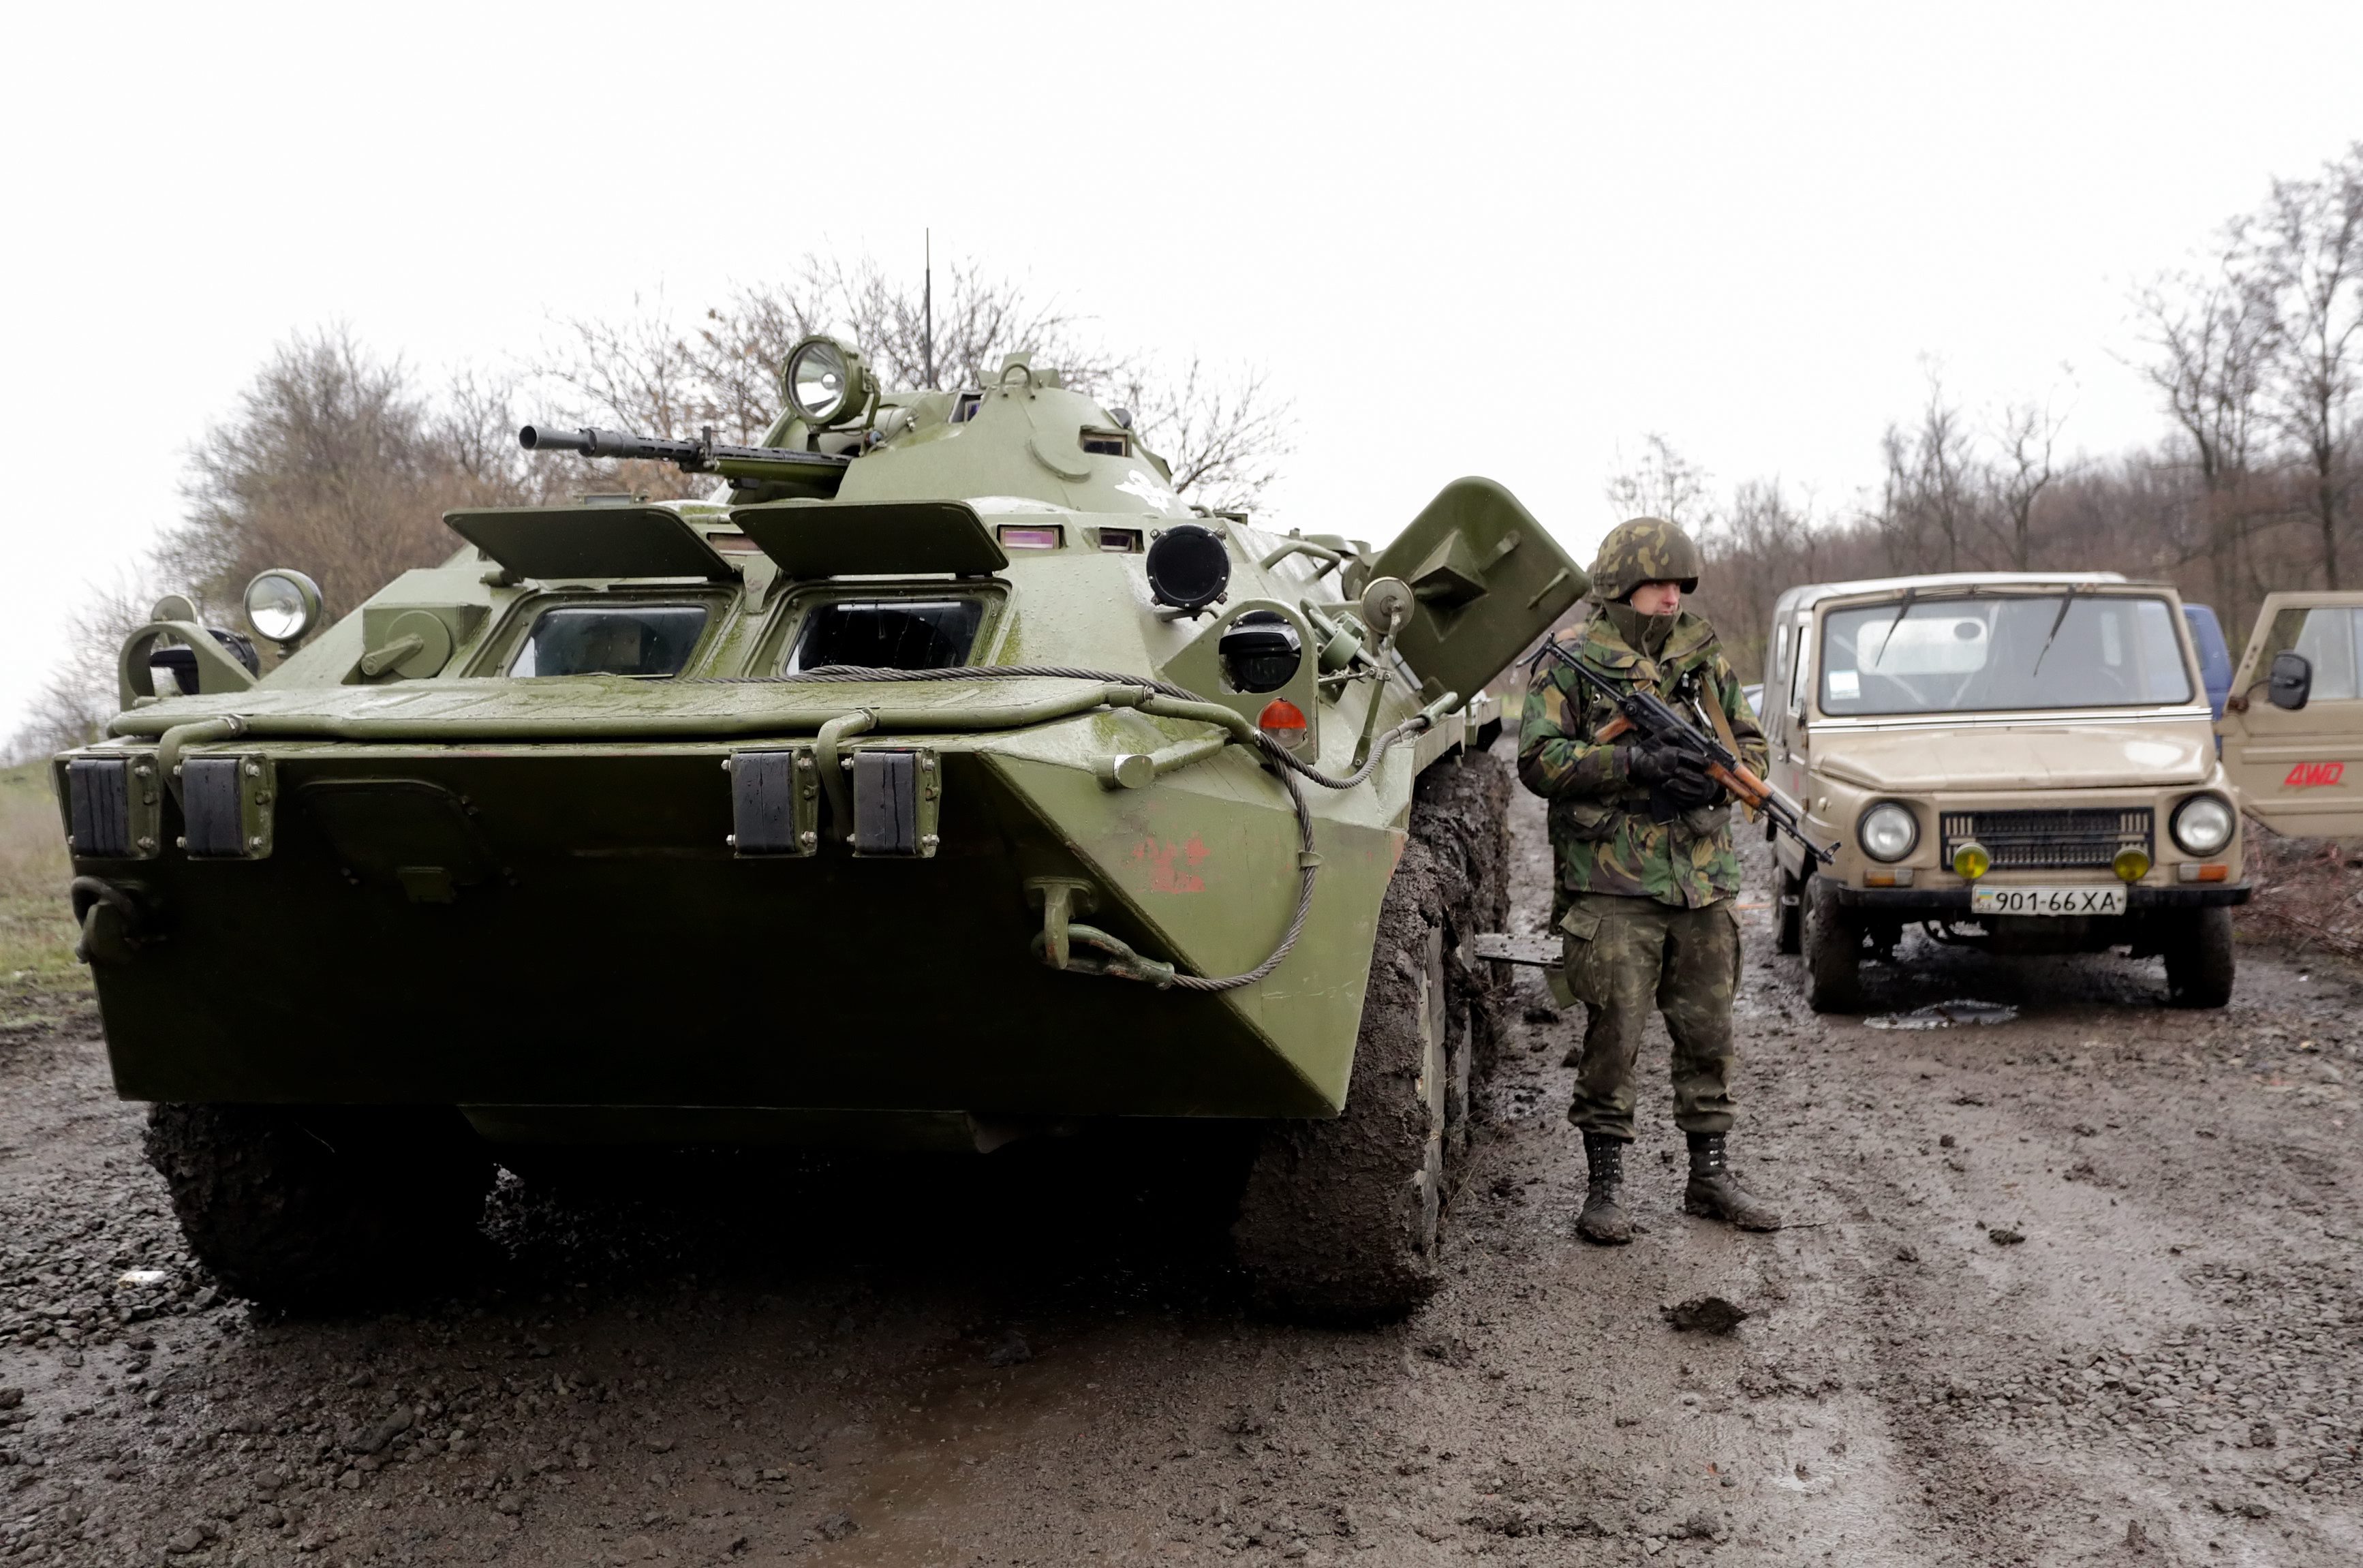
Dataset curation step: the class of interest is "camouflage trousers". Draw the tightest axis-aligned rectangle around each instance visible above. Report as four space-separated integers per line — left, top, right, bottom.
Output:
1549 891 1740 1141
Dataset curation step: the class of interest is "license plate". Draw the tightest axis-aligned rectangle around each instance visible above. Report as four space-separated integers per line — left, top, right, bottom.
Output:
1971 885 2127 917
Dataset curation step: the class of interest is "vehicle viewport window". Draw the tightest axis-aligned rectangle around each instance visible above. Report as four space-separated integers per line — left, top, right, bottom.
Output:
788 600 985 673
2276 606 2363 703
511 604 711 679
1818 595 2192 715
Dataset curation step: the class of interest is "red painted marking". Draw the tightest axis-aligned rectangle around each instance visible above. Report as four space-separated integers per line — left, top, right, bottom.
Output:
2284 760 2346 789
1133 835 1209 893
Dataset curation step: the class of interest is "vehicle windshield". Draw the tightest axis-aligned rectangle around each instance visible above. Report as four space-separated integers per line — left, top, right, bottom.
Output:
1818 594 2192 715
510 604 710 678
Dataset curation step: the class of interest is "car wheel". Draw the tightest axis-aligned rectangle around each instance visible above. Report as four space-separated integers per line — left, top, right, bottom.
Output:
2163 906 2234 1009
1802 877 1863 1014
145 1103 493 1310
1775 869 1804 956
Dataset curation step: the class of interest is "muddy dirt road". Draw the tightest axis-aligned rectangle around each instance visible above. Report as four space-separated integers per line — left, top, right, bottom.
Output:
4 773 2362 1567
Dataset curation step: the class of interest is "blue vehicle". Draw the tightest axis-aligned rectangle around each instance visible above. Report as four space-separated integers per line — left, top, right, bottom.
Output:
2184 604 2234 720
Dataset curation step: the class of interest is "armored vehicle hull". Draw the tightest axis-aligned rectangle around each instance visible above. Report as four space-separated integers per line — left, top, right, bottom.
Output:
61 346 1584 1317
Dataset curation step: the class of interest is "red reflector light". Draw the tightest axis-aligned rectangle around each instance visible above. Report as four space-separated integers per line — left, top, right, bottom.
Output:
995 525 1063 551
1257 699 1308 732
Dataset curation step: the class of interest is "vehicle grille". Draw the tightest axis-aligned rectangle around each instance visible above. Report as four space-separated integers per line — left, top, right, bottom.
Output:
1940 808 2152 871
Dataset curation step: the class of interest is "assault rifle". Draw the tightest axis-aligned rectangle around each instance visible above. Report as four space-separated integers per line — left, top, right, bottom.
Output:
1536 640 1834 867
520 425 851 490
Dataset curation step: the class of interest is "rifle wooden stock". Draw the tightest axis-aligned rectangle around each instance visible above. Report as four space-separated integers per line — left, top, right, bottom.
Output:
1707 760 1774 808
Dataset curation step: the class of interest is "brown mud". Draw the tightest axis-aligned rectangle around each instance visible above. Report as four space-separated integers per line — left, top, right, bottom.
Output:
3 757 2361 1566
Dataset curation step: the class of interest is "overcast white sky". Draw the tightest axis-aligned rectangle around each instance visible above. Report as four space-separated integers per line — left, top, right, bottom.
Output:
3 2 2358 737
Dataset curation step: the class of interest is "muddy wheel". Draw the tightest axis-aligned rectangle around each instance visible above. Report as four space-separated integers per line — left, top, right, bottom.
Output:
2163 906 2235 1009
144 1104 493 1310
1775 868 1804 956
1801 877 1862 1014
1233 752 1508 1323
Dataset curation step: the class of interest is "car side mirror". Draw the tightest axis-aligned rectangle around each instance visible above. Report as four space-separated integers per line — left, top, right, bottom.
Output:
2268 650 2313 711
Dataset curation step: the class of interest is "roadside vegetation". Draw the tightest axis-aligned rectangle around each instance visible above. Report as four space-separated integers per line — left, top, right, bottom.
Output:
0 761 91 1030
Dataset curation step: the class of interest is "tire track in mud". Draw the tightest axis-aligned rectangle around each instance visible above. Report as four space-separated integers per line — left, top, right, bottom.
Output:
1 769 2361 1565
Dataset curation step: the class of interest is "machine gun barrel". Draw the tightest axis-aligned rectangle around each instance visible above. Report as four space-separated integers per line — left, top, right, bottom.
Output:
518 425 852 483
1538 641 1834 867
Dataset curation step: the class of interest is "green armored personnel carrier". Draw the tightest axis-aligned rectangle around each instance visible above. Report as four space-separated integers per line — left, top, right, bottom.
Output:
57 336 1586 1319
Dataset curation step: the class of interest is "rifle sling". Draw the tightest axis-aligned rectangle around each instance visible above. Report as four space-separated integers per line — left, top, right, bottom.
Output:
1697 681 1759 822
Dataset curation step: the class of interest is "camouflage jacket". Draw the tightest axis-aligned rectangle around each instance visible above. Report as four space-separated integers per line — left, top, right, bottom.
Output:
1516 606 1767 909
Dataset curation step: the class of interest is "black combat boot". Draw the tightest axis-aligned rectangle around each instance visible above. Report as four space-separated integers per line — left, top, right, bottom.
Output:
1683 1132 1782 1231
1575 1131 1633 1245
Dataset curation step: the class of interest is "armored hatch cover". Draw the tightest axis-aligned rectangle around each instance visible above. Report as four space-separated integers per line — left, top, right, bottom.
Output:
446 506 737 581
732 499 1008 579
1370 478 1588 702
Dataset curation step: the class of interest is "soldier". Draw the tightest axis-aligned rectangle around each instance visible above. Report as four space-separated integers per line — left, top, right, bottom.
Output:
1517 517 1782 1244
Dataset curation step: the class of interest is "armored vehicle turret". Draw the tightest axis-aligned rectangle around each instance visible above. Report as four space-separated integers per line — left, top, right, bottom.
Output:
59 337 1586 1319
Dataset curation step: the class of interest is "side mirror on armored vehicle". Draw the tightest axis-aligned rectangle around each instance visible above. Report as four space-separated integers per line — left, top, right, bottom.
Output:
2268 650 2313 711
1359 577 1415 639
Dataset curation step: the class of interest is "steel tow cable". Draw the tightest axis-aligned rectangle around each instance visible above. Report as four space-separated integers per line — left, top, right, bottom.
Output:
700 664 1444 989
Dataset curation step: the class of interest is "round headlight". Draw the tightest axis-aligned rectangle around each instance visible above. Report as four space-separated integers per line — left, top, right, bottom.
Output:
243 569 322 646
2172 794 2235 857
1857 801 1918 863
782 335 868 427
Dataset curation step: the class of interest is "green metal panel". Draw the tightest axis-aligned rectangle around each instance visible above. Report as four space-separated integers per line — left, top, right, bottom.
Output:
1372 478 1590 699
446 506 736 581
732 499 1008 580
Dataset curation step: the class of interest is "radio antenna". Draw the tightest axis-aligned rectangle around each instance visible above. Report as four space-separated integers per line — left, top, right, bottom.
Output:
923 229 935 390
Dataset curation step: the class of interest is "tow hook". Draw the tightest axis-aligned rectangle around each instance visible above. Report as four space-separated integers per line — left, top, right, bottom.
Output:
70 876 151 966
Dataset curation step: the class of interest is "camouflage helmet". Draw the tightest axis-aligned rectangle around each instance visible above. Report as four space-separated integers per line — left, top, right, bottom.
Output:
1589 517 1702 602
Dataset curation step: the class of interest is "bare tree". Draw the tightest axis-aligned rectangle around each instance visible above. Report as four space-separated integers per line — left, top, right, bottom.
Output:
159 330 538 619
1986 399 2069 570
1113 358 1294 517
1603 433 1715 530
2137 229 2281 615
1695 478 1819 672
3 572 165 762
535 256 1294 514
1876 373 1980 573
2258 143 2363 588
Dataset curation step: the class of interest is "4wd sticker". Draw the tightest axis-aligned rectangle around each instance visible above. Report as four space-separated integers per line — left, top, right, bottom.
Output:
2284 761 2347 788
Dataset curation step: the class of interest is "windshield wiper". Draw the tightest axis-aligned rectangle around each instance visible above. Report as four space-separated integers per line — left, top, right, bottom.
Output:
1871 587 1917 666
2030 584 2078 678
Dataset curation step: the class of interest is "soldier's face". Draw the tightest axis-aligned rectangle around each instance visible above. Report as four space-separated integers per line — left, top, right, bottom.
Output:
1627 581 1683 616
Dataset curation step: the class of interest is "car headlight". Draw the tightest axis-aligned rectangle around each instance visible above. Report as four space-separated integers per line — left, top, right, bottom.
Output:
1218 612 1303 693
2171 795 2235 857
782 335 869 427
1857 801 1918 863
243 569 322 647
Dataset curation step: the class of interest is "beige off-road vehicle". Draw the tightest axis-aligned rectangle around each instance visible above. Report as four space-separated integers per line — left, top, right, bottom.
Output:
1759 573 2251 1012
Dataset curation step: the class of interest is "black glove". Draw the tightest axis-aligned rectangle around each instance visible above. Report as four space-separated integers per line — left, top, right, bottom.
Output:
1659 763 1725 812
1622 742 1684 787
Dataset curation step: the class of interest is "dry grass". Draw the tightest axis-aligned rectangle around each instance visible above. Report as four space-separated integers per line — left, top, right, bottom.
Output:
0 760 90 1022
2240 818 2363 964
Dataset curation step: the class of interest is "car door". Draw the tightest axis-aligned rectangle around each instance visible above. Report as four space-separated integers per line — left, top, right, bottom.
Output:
2219 591 2363 836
